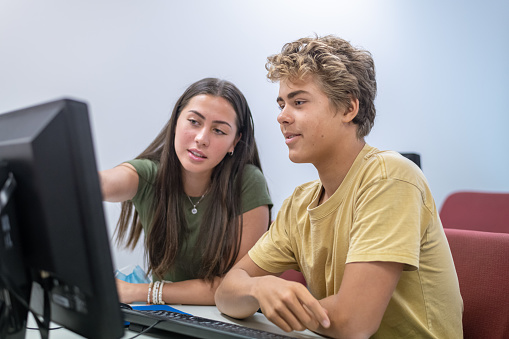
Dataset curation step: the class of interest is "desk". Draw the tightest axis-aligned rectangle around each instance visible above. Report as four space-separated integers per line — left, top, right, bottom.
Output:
25 305 324 338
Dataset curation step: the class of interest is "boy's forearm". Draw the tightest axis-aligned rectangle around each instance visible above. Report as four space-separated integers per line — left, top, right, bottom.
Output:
314 296 373 339
312 261 403 338
215 268 260 319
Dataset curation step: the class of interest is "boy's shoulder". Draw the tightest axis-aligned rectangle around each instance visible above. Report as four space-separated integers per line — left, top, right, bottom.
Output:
364 148 424 180
360 147 431 198
363 147 403 166
288 179 322 204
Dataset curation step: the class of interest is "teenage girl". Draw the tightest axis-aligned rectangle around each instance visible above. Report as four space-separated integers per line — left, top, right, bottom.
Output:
100 78 272 305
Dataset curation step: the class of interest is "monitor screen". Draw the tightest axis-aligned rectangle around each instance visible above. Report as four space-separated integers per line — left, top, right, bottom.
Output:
0 99 124 339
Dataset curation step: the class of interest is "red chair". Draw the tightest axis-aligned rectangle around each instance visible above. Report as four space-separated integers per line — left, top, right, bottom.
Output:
280 269 307 286
440 191 509 234
444 228 509 339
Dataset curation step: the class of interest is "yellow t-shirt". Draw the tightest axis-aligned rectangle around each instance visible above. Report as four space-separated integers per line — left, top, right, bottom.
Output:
249 144 463 338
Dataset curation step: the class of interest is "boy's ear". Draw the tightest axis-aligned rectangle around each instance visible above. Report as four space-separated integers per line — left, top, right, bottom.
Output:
343 97 359 123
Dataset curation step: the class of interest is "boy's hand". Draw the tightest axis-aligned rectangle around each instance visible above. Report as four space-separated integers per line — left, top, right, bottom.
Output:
252 276 330 332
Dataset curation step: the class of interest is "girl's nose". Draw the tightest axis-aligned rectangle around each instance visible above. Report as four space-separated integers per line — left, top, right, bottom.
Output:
195 128 210 146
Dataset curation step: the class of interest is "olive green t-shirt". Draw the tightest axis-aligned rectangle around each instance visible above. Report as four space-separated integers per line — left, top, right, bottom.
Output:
127 159 272 282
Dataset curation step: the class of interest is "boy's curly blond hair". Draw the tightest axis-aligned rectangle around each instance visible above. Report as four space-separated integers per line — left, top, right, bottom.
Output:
266 35 377 139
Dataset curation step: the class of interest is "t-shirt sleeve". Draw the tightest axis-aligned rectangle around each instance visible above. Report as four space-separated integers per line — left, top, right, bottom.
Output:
240 165 273 213
248 197 298 273
124 159 158 206
347 178 431 270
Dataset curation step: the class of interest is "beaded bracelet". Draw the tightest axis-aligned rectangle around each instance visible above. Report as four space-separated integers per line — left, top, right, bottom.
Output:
152 281 160 305
147 281 154 304
157 281 165 305
160 280 173 305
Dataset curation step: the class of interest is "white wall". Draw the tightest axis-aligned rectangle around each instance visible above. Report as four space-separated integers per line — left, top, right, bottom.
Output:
1 0 508 270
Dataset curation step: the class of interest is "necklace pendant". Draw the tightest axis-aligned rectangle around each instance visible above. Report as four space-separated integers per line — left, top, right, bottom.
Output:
191 208 198 214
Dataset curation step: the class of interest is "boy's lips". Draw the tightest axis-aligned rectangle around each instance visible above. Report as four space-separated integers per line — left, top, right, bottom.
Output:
283 132 301 144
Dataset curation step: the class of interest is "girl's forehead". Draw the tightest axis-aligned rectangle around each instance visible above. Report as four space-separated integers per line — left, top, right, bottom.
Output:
186 95 235 115
179 95 239 130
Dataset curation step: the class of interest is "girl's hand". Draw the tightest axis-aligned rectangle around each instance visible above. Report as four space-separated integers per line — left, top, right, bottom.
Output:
115 278 148 304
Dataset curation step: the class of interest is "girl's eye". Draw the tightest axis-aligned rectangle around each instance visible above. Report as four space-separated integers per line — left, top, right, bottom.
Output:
214 128 226 135
188 118 199 125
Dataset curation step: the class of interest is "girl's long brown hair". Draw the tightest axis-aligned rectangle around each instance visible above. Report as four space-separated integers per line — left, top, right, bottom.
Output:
115 78 267 282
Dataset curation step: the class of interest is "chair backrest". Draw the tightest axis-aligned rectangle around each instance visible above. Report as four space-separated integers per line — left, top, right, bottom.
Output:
440 191 509 234
444 228 509 339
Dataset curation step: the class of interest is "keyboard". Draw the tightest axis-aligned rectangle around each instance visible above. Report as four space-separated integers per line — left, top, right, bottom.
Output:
121 307 296 339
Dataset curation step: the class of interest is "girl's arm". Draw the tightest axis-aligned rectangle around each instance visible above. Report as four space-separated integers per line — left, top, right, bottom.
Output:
98 163 139 202
235 204 270 267
116 205 270 305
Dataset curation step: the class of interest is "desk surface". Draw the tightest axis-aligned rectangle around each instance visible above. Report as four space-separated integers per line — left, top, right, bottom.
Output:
25 304 323 338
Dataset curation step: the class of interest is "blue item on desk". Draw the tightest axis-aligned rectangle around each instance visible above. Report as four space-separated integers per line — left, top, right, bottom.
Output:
115 265 150 283
132 304 191 315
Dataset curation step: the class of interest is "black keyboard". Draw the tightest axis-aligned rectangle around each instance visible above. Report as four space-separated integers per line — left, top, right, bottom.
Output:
121 307 297 339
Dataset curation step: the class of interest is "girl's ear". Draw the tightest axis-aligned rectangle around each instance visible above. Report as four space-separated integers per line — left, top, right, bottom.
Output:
229 133 242 153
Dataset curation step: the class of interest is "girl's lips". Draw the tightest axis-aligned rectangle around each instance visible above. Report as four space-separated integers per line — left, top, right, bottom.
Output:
188 149 207 161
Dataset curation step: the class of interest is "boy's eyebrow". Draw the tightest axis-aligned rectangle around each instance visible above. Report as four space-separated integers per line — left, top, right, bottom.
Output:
188 110 232 128
277 90 310 102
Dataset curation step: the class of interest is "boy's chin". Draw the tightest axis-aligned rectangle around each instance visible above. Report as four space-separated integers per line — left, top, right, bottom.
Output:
288 153 309 164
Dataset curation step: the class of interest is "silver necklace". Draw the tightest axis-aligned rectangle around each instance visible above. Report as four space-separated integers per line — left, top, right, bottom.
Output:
186 194 206 214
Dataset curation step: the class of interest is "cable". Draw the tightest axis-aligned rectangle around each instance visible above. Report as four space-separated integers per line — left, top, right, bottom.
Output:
0 288 29 336
126 320 163 339
0 274 50 339
26 326 63 331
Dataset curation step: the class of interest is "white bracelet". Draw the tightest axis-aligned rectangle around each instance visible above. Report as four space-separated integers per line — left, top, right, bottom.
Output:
147 281 154 304
158 281 165 305
152 281 160 305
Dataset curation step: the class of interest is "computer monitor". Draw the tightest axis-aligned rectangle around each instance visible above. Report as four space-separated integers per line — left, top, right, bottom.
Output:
0 161 30 339
0 99 124 339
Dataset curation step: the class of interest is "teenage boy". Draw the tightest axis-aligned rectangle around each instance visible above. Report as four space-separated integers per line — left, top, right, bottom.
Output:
215 35 463 338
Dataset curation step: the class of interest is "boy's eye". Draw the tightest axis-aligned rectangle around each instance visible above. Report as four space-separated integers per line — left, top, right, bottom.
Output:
278 104 285 111
295 100 304 106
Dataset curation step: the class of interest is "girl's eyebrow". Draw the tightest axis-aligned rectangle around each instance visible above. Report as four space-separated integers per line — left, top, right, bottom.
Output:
188 110 232 128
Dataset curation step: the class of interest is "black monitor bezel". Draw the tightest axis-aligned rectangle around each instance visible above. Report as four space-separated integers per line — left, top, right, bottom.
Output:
0 99 124 339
